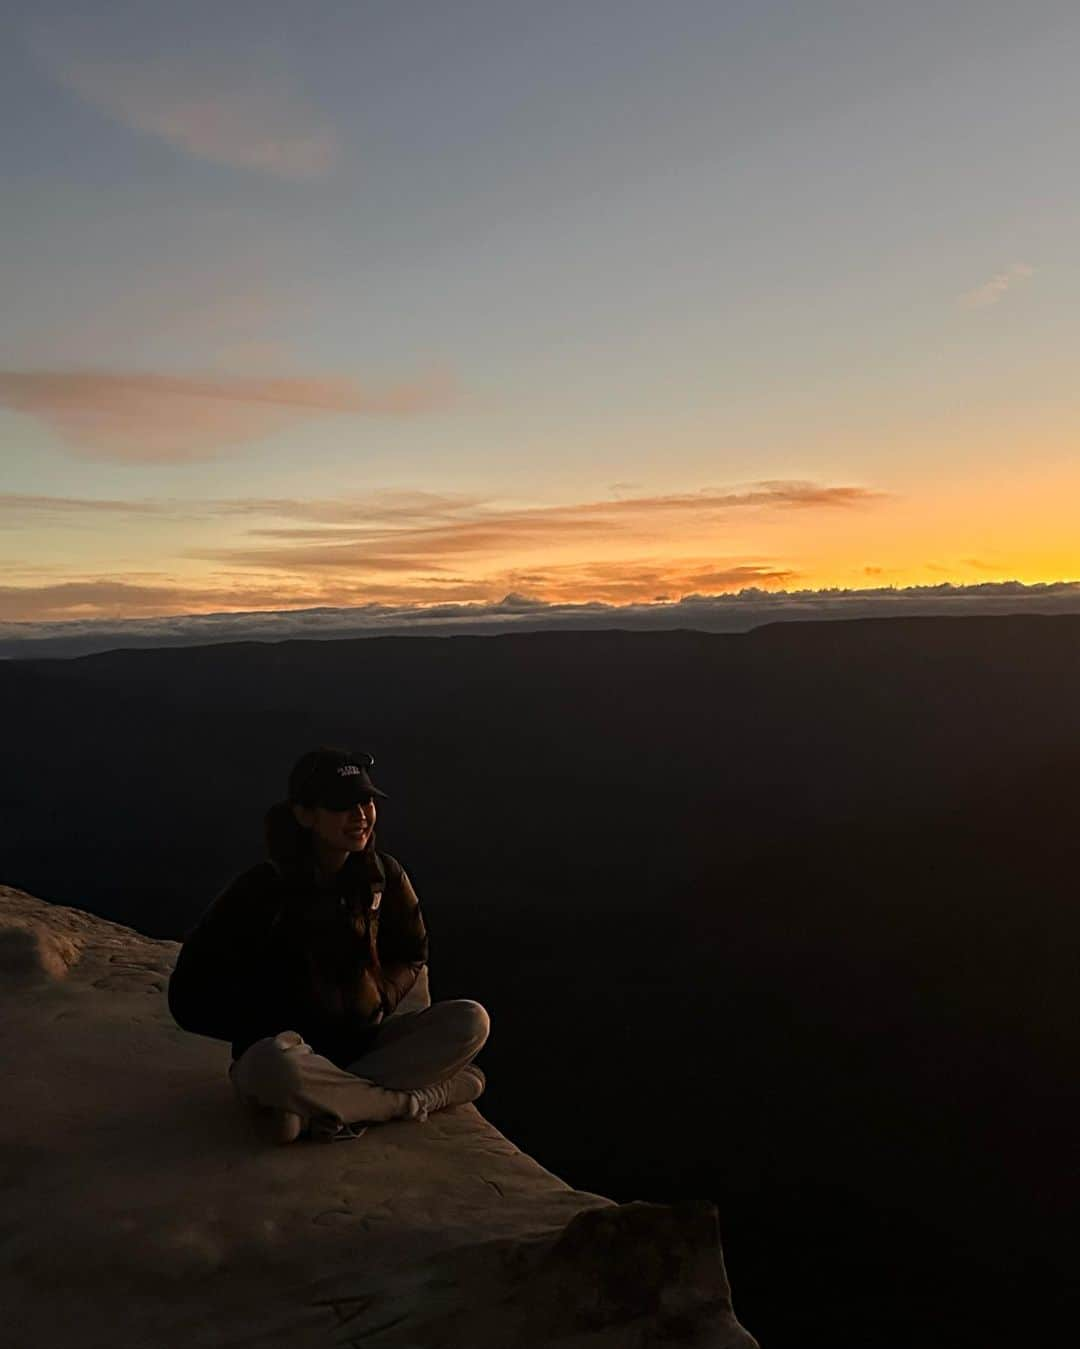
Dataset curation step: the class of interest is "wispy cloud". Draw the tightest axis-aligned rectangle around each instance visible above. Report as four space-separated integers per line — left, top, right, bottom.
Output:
3 485 861 533
0 494 169 526
962 262 1034 309
186 482 882 572
491 559 798 603
0 579 208 621
4 581 1080 658
33 28 337 179
0 574 501 622
0 480 880 617
0 490 487 539
206 491 490 526
0 554 803 619
0 370 455 463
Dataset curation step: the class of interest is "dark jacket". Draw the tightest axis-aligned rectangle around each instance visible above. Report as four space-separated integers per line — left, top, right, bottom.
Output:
167 802 429 1067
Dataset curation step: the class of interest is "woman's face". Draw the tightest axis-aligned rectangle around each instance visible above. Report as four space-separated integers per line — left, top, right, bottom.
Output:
294 795 377 854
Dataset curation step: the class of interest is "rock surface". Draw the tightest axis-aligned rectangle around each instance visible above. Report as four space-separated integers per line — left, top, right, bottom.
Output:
0 886 757 1348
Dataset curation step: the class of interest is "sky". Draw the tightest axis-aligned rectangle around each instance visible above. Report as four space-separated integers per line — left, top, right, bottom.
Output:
3 1 1080 643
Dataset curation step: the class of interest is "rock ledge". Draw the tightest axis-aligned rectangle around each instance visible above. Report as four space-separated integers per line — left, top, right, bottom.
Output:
0 886 757 1348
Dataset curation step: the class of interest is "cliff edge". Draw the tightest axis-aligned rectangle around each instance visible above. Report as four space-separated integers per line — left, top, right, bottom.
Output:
0 886 757 1348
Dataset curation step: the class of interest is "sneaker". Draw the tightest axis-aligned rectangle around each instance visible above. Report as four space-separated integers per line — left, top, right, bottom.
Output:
407 1064 486 1122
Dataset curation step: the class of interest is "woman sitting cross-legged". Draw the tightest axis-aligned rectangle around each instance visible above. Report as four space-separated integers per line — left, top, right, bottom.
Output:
168 747 489 1144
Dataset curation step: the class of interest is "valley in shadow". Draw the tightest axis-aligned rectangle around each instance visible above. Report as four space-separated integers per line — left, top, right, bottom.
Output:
2 615 1076 1348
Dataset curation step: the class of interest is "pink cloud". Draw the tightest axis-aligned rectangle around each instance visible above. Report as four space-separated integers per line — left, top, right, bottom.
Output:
962 263 1034 309
0 370 455 463
34 34 337 179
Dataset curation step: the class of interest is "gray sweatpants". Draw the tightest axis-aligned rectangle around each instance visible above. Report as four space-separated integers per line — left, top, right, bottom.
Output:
227 968 490 1130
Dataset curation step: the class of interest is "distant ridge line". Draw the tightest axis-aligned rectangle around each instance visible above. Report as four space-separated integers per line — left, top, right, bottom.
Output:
4 607 1080 664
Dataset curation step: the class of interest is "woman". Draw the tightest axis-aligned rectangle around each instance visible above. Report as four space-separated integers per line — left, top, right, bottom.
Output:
168 746 489 1143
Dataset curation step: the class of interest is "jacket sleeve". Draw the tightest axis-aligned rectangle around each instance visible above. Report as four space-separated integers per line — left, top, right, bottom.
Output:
167 866 282 1048
375 857 429 1015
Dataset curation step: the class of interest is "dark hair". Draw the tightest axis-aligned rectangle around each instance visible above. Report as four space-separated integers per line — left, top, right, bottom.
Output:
268 746 355 861
264 799 313 871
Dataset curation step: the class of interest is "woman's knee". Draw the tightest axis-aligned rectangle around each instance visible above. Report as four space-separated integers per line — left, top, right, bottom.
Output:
233 1029 311 1100
439 998 490 1049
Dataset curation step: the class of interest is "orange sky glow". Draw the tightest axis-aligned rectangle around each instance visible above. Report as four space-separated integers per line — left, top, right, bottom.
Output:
4 5 1080 634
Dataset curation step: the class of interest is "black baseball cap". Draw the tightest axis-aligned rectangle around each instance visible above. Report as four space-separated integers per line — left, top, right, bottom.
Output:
288 748 388 809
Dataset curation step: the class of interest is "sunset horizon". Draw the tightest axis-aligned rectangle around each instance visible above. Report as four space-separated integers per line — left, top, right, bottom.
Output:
4 2 1079 634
